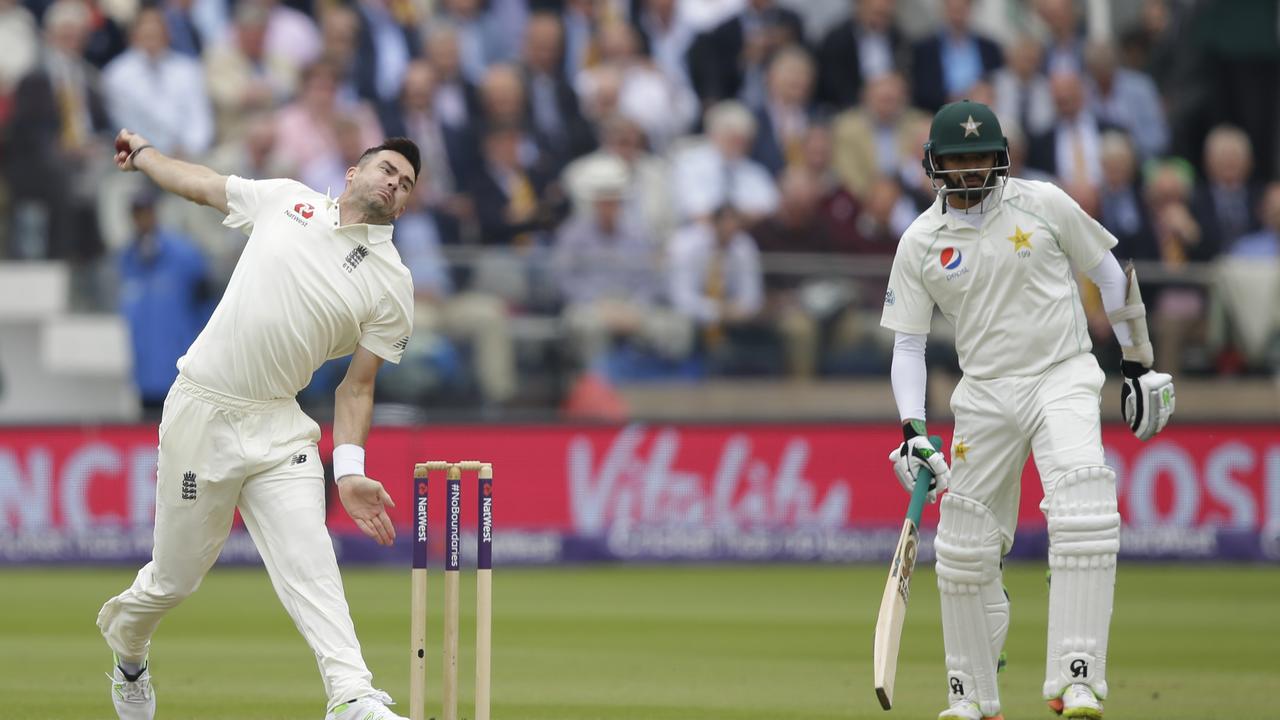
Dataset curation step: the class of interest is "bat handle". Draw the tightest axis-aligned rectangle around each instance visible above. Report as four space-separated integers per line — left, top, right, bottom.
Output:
905 435 944 524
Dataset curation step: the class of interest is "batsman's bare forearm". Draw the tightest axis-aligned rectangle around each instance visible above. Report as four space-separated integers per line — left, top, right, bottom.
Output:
133 147 229 214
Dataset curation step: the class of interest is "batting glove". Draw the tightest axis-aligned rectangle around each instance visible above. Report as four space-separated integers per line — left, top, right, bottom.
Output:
888 423 951 503
1121 360 1175 441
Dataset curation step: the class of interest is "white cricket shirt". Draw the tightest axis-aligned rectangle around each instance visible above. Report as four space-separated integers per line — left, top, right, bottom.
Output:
880 178 1117 379
178 177 414 401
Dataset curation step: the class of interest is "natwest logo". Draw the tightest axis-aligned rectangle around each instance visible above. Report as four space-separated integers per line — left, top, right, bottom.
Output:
294 202 315 219
566 424 852 534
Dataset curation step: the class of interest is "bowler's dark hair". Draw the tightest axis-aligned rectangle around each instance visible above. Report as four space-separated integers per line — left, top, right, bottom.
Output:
358 137 421 184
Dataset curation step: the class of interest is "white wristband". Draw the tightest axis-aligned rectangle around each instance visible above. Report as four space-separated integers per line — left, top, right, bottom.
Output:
333 444 365 481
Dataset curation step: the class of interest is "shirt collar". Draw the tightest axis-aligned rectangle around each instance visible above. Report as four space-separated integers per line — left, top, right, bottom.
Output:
323 191 395 244
923 178 1019 231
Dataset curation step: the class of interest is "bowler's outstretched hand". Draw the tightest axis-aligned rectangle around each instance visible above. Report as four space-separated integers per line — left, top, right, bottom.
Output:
114 128 150 171
338 475 397 546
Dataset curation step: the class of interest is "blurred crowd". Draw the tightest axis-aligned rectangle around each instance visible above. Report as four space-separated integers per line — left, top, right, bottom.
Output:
1 0 1278 413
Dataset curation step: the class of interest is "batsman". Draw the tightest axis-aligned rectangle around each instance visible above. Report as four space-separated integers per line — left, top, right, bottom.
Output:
880 100 1175 720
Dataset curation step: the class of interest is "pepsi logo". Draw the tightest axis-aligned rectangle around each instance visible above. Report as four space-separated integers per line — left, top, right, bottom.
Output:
294 202 315 219
940 247 963 270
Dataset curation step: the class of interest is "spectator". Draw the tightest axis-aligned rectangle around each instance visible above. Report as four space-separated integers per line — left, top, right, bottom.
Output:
0 0 37 98
162 0 203 57
672 100 779 224
832 71 927 198
102 6 214 157
424 22 481 132
910 0 1002 112
80 0 128 69
395 192 517 405
1098 131 1156 261
991 34 1054 137
632 0 696 94
349 0 419 105
668 204 769 373
685 0 804 108
435 0 517 84
1118 0 1183 97
381 59 478 240
1215 182 1280 372
273 58 382 182
4 0 109 262
477 64 542 165
748 167 832 378
521 11 596 174
1192 124 1262 258
1231 183 1280 259
1083 40 1168 160
815 0 905 112
561 0 605 81
300 113 376 199
1027 71 1114 187
553 155 689 369
468 121 559 247
319 3 363 98
203 0 298 142
257 0 323 69
1144 158 1206 375
563 113 674 239
118 188 213 412
750 44 816 177
1037 0 1084 75
577 18 696 153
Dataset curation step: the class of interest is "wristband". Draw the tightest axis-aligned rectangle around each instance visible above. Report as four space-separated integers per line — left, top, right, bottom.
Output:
333 443 365 481
902 419 926 442
128 144 154 166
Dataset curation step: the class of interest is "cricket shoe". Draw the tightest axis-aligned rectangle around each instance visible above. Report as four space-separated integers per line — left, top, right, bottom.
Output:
1048 683 1104 719
107 656 155 720
325 691 409 720
938 699 1004 720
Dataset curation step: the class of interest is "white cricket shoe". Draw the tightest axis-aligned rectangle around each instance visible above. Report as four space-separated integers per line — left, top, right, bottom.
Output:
108 658 155 720
325 691 409 720
937 699 1003 720
1048 683 1104 719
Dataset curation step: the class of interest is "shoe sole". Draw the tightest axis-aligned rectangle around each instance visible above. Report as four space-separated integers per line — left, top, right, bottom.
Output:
1047 697 1102 719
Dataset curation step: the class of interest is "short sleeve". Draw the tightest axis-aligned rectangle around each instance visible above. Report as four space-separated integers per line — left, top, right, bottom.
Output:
1045 183 1118 271
880 235 935 335
358 277 414 364
221 176 301 235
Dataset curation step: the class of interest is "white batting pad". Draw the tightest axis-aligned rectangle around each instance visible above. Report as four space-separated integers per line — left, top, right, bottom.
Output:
1043 465 1120 700
935 493 1007 718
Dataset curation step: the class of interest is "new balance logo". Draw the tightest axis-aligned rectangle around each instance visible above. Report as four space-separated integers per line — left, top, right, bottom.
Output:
393 337 409 351
181 471 197 500
342 245 370 273
291 454 307 466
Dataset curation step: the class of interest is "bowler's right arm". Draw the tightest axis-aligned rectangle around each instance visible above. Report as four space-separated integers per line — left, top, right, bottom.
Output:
114 128 229 215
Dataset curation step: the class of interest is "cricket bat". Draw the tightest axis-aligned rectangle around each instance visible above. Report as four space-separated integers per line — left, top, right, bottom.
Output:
873 435 943 710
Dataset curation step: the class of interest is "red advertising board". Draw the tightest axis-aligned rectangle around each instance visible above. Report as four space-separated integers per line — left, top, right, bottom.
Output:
2 424 1277 562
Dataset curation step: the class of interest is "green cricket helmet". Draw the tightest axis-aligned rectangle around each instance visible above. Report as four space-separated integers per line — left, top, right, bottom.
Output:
921 100 1010 192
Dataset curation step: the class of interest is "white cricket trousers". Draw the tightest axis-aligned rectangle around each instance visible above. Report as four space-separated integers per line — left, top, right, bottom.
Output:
97 375 377 708
948 352 1108 546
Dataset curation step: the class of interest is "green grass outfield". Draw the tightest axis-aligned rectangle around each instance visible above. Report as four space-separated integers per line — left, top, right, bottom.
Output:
1 563 1274 719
